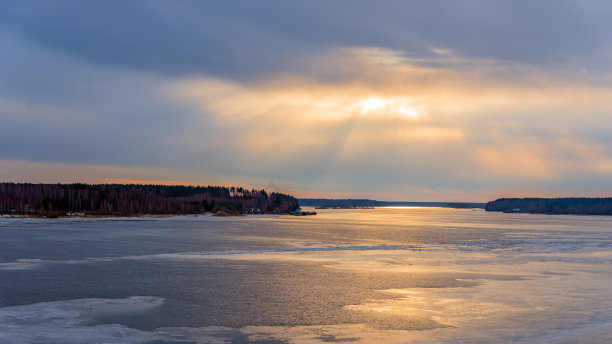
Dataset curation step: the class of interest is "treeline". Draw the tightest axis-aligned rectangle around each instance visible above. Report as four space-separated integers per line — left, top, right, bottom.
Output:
485 198 612 215
299 198 382 208
298 198 485 209
0 183 299 217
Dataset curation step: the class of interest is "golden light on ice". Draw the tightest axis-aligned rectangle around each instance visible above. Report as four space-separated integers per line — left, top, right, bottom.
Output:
353 97 420 118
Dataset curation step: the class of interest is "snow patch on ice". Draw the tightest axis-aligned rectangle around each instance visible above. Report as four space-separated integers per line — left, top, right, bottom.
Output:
0 297 165 344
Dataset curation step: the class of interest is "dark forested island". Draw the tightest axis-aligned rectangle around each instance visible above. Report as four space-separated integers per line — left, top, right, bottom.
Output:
0 183 299 217
298 198 485 209
485 197 612 215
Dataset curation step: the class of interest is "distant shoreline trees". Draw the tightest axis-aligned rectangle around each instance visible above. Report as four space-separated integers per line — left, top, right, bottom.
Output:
298 198 485 209
0 183 299 217
485 197 612 215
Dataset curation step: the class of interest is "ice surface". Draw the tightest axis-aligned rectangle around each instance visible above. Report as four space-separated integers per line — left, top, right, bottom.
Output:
2 208 612 343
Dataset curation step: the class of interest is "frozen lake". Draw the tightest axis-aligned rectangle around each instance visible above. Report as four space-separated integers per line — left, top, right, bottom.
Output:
1 207 612 343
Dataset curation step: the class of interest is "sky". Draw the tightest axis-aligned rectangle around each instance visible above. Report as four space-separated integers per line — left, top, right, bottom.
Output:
2 1 612 202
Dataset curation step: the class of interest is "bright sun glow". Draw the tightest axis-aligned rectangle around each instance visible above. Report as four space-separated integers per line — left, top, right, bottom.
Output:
353 97 420 118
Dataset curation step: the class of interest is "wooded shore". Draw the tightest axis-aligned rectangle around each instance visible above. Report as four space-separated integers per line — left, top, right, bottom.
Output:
485 197 612 215
0 183 299 217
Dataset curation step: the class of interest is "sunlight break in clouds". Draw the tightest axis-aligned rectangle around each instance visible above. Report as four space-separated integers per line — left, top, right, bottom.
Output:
353 97 421 118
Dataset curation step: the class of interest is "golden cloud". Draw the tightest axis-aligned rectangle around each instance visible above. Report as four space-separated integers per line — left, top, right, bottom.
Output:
161 46 612 197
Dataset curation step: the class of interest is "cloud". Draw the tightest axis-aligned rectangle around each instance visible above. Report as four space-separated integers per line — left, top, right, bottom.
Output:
2 1 612 79
2 2 612 200
163 46 612 197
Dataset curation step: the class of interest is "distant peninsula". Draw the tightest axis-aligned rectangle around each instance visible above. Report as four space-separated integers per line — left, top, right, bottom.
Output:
0 183 299 217
298 198 485 209
485 197 612 215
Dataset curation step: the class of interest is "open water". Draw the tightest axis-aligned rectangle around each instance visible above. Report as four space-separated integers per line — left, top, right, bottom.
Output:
1 207 612 343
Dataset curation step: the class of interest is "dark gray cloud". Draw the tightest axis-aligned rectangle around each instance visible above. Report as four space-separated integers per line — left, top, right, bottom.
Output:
2 0 612 80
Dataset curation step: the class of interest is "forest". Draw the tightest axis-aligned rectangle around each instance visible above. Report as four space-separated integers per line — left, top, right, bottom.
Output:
0 183 299 217
485 197 612 215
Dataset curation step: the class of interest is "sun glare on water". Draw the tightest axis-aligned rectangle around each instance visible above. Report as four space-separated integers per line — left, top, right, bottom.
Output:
353 97 420 118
